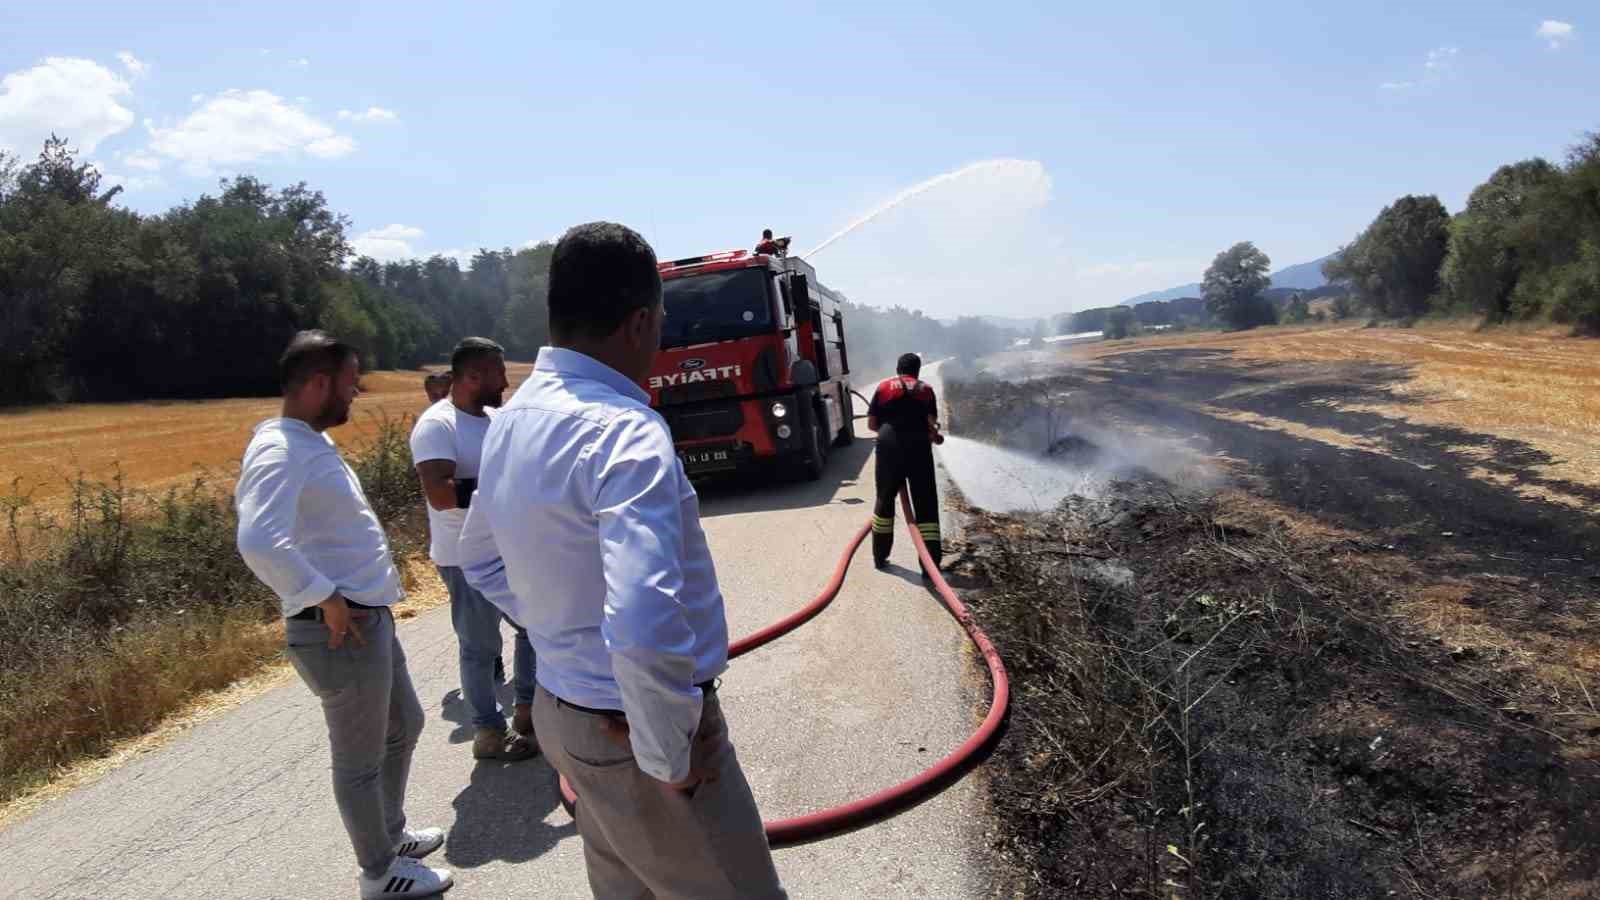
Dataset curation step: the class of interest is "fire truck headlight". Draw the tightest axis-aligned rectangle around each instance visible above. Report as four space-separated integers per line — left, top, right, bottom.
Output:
776 424 793 439
770 401 788 419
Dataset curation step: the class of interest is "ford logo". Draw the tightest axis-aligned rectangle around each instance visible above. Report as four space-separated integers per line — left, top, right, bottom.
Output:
679 358 707 371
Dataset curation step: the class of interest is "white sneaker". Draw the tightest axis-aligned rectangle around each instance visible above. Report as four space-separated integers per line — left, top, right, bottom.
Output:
395 826 446 860
359 856 453 899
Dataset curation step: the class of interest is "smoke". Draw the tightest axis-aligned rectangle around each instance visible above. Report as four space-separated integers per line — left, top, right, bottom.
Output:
926 363 1219 514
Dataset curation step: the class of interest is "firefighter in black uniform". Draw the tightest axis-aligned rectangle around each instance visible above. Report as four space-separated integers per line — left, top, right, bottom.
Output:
867 353 944 574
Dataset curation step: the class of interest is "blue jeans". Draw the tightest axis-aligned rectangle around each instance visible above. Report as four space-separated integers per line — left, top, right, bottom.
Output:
438 565 535 731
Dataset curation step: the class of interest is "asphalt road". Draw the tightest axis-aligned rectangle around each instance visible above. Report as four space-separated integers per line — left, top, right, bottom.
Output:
3 433 990 899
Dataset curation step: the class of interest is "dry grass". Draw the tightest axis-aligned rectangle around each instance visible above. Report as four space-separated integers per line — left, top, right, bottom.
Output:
0 363 535 506
0 538 450 825
1062 323 1600 492
0 567 448 830
0 401 461 820
0 604 285 808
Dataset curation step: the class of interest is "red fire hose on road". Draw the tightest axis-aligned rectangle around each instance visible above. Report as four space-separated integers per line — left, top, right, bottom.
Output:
557 491 1011 847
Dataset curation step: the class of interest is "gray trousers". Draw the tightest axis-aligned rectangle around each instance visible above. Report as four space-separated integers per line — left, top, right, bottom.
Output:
533 683 786 900
286 607 425 879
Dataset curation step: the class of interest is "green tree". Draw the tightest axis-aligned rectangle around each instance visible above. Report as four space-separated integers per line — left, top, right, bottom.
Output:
1283 292 1311 323
1202 241 1275 330
1440 159 1562 322
1103 306 1137 339
0 138 130 401
1324 195 1450 321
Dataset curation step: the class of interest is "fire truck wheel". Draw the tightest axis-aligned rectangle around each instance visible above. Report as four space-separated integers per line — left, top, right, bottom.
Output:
835 388 856 447
803 407 828 481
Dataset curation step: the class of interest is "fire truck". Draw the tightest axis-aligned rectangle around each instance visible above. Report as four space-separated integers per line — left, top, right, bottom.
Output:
648 246 854 480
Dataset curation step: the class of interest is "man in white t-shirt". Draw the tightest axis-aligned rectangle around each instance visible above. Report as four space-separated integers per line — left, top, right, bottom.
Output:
410 337 538 761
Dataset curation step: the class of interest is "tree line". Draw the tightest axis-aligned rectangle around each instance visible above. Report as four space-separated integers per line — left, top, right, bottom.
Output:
0 137 557 405
1326 132 1600 332
1049 129 1600 338
1 137 1007 405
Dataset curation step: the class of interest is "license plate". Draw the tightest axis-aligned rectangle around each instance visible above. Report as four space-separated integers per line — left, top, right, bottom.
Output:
679 446 735 472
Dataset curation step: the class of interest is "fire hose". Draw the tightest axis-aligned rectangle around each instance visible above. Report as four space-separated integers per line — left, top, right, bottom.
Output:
557 490 1011 847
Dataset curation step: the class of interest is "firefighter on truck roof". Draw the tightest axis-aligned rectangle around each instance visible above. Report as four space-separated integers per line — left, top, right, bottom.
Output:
867 353 944 575
754 228 788 257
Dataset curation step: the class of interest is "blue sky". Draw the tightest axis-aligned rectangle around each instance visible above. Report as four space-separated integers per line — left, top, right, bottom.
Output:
2 1 1593 318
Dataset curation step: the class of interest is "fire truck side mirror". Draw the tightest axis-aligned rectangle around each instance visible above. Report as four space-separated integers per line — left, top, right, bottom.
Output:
790 359 820 386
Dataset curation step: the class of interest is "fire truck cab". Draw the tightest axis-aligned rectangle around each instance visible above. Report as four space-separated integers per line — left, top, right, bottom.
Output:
648 248 854 480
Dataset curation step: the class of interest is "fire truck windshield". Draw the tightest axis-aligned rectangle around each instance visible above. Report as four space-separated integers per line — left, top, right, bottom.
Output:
660 268 774 349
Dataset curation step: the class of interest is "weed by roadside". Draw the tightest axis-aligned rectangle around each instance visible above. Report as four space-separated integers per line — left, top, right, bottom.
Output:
966 480 1598 899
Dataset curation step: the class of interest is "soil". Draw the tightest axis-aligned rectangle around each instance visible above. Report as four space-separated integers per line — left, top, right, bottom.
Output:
945 351 1600 899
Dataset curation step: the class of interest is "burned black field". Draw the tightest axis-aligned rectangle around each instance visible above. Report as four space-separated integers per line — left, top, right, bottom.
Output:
948 348 1600 899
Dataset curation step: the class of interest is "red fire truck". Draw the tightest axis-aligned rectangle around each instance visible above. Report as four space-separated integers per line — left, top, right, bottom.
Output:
648 247 854 480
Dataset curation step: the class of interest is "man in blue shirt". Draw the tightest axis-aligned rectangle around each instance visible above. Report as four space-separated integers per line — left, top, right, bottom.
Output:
459 222 784 899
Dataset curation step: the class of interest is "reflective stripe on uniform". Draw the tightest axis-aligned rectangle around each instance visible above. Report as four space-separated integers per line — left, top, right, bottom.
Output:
872 515 895 534
917 522 942 540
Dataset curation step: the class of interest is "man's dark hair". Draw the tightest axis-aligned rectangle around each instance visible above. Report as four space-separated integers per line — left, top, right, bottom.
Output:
424 370 452 385
896 353 922 377
762 228 773 239
279 330 356 392
450 337 505 376
548 222 661 341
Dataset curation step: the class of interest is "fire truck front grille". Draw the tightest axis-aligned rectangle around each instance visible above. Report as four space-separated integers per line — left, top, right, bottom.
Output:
659 381 737 405
663 403 746 442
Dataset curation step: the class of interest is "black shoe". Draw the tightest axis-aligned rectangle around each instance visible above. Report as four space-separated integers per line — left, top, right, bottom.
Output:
493 656 505 682
873 557 889 571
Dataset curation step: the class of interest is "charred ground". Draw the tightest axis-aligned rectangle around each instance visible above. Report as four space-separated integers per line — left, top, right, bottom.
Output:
948 347 1600 898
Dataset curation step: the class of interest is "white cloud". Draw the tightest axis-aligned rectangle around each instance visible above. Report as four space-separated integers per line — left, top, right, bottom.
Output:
288 58 310 69
115 51 149 78
144 89 355 174
1378 46 1457 94
189 93 204 104
433 248 476 268
90 160 162 192
0 57 135 155
337 106 398 124
349 226 476 268
306 135 356 157
120 151 162 171
1537 20 1575 50
351 224 425 261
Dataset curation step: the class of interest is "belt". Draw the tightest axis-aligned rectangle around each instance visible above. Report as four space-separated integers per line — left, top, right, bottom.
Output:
557 679 720 718
288 600 383 622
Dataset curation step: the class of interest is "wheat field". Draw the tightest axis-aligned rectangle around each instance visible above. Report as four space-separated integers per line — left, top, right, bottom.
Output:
0 363 537 505
1067 323 1600 492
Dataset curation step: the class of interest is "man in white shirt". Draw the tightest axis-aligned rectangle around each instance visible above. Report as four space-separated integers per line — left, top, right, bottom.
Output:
235 331 451 900
410 336 537 761
460 222 785 899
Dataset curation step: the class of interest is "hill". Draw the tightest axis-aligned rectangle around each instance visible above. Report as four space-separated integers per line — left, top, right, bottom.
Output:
1118 253 1334 307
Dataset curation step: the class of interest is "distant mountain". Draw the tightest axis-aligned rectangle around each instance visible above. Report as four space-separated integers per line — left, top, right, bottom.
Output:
1117 253 1334 307
1267 253 1334 290
1123 282 1202 306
